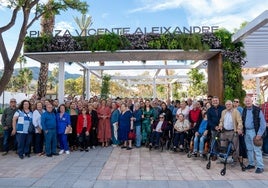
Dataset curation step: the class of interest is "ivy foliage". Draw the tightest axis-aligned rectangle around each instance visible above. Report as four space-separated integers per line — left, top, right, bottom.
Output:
214 29 246 102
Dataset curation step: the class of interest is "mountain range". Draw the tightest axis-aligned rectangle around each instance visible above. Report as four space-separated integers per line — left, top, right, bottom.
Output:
11 66 82 80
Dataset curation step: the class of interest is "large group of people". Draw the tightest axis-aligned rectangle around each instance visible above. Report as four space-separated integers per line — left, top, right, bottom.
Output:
1 95 267 174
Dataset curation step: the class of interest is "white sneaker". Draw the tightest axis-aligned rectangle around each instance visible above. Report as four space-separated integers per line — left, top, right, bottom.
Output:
65 150 70 155
59 150 64 155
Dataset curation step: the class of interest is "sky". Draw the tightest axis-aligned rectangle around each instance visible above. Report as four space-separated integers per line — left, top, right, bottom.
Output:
0 0 268 75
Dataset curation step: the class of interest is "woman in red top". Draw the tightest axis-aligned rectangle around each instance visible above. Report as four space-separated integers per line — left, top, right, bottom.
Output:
76 107 92 152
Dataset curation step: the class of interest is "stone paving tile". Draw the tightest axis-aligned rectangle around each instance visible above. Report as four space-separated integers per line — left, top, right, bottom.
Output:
1 146 268 188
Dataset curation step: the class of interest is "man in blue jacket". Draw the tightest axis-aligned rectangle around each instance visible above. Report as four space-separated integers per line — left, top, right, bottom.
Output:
41 103 58 157
207 96 225 139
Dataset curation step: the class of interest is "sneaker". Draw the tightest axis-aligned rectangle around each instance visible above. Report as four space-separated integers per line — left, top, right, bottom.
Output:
2 152 8 156
59 150 64 155
245 165 255 170
173 147 177 152
255 168 264 174
179 145 184 149
85 148 89 152
65 150 70 155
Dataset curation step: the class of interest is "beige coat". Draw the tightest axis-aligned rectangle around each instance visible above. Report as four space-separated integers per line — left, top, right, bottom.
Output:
218 108 243 132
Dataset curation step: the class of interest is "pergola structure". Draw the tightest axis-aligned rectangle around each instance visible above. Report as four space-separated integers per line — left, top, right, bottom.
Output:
25 50 222 103
232 10 268 101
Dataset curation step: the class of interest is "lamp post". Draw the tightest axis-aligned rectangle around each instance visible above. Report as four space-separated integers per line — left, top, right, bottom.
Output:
80 68 86 99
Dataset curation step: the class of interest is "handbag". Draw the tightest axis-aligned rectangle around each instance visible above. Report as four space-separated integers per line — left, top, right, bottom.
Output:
28 123 35 134
65 126 73 134
128 130 136 140
25 111 35 134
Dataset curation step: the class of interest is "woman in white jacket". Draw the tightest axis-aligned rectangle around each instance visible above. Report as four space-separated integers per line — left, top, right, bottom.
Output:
32 102 45 155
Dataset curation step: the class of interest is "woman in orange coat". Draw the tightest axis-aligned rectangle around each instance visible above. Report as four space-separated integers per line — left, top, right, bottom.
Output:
76 107 92 152
97 99 112 147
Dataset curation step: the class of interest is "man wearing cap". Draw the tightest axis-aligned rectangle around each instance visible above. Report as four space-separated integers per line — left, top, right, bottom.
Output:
1 98 17 156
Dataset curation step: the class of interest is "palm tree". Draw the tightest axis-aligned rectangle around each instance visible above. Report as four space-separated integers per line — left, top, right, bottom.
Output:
17 53 27 71
37 0 88 99
16 68 33 93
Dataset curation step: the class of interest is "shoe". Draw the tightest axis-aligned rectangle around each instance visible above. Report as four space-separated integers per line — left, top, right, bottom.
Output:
154 145 159 149
85 148 89 152
2 152 8 156
245 165 255 170
255 168 264 174
199 154 204 158
80 148 84 152
52 153 59 156
91 146 96 149
179 145 184 149
149 144 152 150
59 150 64 155
65 150 70 155
126 147 132 150
121 146 127 149
46 154 52 157
231 161 237 167
173 147 177 152
26 153 30 158
19 155 24 159
192 152 197 157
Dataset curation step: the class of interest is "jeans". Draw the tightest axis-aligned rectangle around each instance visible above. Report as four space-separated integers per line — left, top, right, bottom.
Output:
135 125 142 147
111 124 120 145
3 128 12 152
245 129 264 169
16 133 31 157
193 135 207 154
44 129 57 155
58 133 69 151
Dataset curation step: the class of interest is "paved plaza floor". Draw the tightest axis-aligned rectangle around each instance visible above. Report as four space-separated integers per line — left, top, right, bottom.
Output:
0 146 268 188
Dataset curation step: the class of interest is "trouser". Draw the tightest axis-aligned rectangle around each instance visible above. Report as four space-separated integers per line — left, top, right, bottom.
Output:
193 134 207 154
220 131 239 161
58 133 69 151
135 125 142 147
173 131 185 147
34 132 44 153
111 123 119 145
78 127 90 149
150 131 162 146
44 129 57 155
16 133 31 157
245 129 264 169
3 127 13 152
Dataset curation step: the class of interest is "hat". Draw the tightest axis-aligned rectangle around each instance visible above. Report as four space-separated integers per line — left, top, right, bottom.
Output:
253 136 263 147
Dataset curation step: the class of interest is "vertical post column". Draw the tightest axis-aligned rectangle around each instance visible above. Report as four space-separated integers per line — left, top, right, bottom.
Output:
153 79 156 99
58 62 65 104
208 53 224 104
86 70 91 100
256 77 260 103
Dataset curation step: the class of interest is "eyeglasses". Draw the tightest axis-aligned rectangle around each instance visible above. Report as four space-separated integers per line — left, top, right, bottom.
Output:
159 117 164 119
234 101 239 103
10 101 16 102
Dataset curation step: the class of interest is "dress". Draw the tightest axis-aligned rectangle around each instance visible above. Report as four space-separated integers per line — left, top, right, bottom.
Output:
97 106 111 142
118 110 132 141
